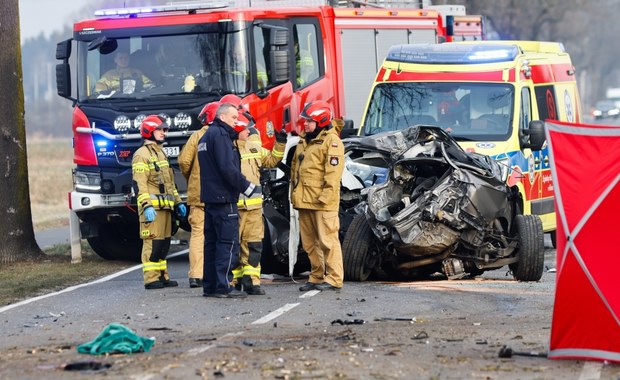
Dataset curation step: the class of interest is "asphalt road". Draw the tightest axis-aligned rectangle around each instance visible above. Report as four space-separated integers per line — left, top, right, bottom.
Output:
1 239 618 379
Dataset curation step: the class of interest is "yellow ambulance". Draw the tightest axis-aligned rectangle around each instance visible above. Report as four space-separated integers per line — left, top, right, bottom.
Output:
357 41 582 243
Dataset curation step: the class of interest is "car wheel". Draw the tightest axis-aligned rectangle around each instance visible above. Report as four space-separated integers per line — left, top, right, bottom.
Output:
342 213 377 281
510 215 544 281
87 221 142 262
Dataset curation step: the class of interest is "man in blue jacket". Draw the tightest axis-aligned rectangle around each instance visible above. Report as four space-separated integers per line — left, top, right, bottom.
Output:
198 102 257 298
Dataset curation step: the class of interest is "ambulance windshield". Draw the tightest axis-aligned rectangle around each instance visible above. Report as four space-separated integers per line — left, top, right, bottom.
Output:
76 25 252 101
362 83 514 142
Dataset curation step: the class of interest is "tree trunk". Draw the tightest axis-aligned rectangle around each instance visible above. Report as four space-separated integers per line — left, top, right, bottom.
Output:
0 0 45 263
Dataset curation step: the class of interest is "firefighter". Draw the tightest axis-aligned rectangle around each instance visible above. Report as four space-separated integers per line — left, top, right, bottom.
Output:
198 103 257 298
132 115 187 290
228 102 288 295
178 101 220 288
290 101 345 291
95 50 153 94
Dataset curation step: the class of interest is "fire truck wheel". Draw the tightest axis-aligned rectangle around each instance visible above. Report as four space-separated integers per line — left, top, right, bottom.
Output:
87 222 142 262
510 215 544 282
342 213 378 282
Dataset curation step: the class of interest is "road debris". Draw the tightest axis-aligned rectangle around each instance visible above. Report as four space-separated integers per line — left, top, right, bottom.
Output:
498 345 547 358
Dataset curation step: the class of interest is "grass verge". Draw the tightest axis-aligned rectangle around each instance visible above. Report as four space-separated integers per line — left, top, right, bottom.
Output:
0 244 133 307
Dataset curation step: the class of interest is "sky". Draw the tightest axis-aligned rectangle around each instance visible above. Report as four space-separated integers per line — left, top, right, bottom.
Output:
19 0 81 42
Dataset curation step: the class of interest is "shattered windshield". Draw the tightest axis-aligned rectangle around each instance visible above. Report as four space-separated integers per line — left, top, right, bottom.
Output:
76 24 251 102
362 82 514 141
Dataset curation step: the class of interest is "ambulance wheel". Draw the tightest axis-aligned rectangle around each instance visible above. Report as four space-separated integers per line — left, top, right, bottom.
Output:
510 215 544 281
343 214 378 281
87 222 142 262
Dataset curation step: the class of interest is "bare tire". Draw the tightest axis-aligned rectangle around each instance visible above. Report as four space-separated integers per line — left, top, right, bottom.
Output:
87 222 142 262
342 214 376 281
511 215 544 281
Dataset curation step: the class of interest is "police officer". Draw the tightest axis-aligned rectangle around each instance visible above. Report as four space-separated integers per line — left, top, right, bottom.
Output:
198 103 257 298
178 101 220 288
132 115 187 289
230 108 288 296
290 101 345 291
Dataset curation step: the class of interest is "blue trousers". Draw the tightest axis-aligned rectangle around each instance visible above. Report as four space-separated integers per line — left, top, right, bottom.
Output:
203 203 240 295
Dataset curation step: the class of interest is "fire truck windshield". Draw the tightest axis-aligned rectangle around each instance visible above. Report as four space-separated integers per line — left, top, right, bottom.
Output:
362 82 514 142
77 27 251 102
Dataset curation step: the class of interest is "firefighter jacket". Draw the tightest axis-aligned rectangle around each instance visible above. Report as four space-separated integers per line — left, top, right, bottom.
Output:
290 121 345 212
236 131 285 210
132 141 181 217
198 118 253 204
178 126 208 206
95 67 153 94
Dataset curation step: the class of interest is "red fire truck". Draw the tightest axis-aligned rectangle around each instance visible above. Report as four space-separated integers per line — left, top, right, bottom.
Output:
56 0 484 262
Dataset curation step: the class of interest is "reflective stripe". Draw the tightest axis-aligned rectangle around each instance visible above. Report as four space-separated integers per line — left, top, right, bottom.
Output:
137 193 151 204
271 149 284 158
149 194 176 209
132 162 150 173
237 197 263 207
158 260 167 271
232 268 243 279
240 152 261 160
243 265 261 277
143 262 160 272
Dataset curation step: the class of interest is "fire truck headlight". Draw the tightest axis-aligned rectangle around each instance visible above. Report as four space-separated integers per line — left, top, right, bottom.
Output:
174 112 191 129
114 115 132 132
133 114 146 130
74 171 101 192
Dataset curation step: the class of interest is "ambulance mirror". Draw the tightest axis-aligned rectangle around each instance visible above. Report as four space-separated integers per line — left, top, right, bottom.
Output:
524 120 545 150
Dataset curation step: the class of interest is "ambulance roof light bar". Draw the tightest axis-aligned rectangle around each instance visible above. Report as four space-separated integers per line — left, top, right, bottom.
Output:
94 2 228 18
386 43 520 65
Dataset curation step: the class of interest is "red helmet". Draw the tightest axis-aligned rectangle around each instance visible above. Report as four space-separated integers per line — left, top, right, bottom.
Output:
220 94 243 109
198 101 220 126
140 114 169 139
300 101 332 127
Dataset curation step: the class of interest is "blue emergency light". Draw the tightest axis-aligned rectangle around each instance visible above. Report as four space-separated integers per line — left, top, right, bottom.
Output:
386 44 520 65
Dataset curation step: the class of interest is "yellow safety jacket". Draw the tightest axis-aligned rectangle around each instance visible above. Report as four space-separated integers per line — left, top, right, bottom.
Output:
178 126 208 206
236 132 285 210
95 67 153 93
132 141 181 219
290 121 345 211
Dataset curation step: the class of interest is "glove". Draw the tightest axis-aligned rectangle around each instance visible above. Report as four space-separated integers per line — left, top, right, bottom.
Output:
275 128 288 144
175 203 187 217
143 206 157 222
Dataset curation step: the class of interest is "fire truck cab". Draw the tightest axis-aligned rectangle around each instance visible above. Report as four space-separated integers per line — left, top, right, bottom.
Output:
56 1 483 262
358 41 582 242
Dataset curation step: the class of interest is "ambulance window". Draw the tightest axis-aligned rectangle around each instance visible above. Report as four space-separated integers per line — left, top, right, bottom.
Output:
520 88 531 131
293 23 321 88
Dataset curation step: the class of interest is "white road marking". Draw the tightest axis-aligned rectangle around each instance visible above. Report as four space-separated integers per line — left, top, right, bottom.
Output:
578 361 602 380
185 332 243 356
251 303 300 325
0 249 188 314
299 289 321 298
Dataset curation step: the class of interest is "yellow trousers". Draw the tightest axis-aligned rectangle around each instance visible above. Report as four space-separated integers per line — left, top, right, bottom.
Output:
140 210 172 284
298 209 343 288
187 206 204 279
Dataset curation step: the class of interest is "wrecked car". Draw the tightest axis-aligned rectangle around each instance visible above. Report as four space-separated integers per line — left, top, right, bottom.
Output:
341 125 545 282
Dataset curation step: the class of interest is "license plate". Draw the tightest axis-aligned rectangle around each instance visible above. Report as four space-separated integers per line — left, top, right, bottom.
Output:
163 146 180 157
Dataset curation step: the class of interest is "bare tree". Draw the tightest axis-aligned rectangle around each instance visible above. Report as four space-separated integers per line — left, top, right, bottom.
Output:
0 0 44 263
